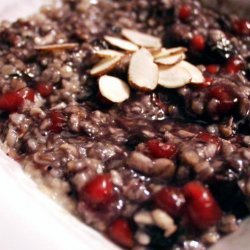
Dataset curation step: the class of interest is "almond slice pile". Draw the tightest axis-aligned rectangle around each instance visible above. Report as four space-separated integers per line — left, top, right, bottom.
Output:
90 29 205 103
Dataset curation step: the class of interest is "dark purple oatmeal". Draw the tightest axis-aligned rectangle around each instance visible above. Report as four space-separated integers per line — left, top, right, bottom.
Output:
0 0 250 249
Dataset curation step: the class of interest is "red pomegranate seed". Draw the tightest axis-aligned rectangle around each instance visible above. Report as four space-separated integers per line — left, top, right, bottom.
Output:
0 87 35 113
208 85 238 114
226 57 244 74
191 35 205 52
18 88 35 102
80 174 115 207
36 83 53 97
49 110 65 133
196 132 221 149
183 181 222 230
108 218 134 248
154 187 186 218
232 19 250 36
206 64 220 74
200 76 214 89
0 91 23 112
146 139 177 159
179 4 192 21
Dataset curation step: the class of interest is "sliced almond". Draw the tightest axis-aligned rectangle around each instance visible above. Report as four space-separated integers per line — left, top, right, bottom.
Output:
153 47 187 59
90 56 122 76
98 75 130 103
151 209 177 237
94 49 124 58
34 43 78 51
155 53 185 66
122 28 162 49
158 64 192 88
179 61 205 83
128 48 158 92
104 36 139 52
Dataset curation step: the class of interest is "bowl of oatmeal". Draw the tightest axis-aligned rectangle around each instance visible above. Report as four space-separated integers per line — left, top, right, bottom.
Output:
0 0 250 250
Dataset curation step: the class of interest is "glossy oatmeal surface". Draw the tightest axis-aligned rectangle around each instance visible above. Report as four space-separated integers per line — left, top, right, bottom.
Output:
0 0 250 249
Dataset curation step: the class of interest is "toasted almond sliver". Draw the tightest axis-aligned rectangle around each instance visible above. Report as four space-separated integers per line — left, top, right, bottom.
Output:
94 49 124 58
155 53 185 66
151 209 177 237
122 28 162 49
134 211 154 225
129 48 159 92
34 43 78 51
153 47 187 59
158 64 192 88
90 56 122 76
98 75 130 103
179 61 205 83
104 36 139 52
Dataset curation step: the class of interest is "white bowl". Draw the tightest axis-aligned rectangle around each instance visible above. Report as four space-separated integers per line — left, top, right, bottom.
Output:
0 1 249 250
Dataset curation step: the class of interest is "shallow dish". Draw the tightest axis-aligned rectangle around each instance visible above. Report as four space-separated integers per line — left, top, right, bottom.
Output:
0 0 250 250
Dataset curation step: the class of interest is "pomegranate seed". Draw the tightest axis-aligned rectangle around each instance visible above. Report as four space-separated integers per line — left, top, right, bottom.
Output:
154 187 186 218
80 174 115 207
204 76 213 85
179 4 192 21
197 132 221 149
206 64 220 74
36 83 53 97
49 111 65 133
0 87 35 113
108 218 134 248
146 139 177 159
191 35 205 52
208 85 238 115
198 76 213 89
226 57 244 74
18 88 35 102
232 19 250 36
184 181 222 230
0 91 23 112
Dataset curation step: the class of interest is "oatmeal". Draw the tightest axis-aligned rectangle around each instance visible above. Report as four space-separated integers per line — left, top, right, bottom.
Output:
0 0 250 249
